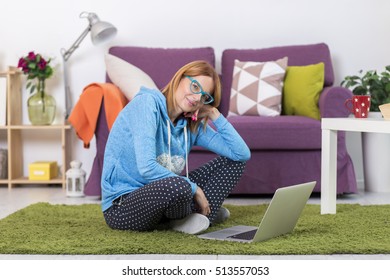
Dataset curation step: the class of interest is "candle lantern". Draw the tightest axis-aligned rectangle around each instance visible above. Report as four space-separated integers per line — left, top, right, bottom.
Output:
66 160 86 197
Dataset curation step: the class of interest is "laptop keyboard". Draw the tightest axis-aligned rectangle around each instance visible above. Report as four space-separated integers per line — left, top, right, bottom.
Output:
227 229 257 240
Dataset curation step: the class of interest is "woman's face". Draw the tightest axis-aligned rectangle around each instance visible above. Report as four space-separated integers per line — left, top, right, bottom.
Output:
174 75 214 113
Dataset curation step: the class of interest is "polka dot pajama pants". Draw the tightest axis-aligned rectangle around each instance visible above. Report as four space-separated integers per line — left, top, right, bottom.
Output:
103 156 246 231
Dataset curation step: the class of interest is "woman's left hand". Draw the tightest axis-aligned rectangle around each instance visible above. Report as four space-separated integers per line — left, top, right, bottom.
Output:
194 186 211 216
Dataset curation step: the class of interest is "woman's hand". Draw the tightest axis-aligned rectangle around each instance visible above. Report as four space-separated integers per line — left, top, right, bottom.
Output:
198 106 220 121
185 106 221 122
194 186 210 216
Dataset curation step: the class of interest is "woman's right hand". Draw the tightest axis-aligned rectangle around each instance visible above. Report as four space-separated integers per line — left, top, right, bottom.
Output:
194 187 210 216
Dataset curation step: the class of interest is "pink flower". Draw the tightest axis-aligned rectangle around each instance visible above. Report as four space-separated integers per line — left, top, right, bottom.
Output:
27 51 36 61
17 57 27 68
38 59 47 70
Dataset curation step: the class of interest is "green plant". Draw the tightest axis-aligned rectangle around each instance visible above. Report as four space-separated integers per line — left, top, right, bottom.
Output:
341 65 390 112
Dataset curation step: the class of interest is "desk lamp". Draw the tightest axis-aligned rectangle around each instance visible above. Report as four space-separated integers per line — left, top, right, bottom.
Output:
61 12 117 119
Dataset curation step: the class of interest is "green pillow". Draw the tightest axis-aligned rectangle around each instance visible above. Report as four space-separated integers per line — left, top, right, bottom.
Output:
282 62 325 119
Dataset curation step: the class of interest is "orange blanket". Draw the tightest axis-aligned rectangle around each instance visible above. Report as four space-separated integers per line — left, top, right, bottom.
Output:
68 83 128 148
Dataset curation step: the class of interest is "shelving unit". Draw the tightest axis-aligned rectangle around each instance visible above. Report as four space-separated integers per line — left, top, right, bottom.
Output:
0 67 71 189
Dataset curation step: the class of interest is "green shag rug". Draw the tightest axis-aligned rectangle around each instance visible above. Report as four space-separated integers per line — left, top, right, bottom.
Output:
0 202 390 255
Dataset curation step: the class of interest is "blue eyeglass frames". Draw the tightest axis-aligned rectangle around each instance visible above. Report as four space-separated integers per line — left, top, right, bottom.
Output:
185 75 214 104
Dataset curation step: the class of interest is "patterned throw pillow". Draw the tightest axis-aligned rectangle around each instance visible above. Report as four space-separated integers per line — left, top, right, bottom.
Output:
229 57 288 116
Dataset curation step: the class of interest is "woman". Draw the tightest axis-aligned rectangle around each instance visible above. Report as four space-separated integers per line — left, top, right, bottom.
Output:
102 60 250 234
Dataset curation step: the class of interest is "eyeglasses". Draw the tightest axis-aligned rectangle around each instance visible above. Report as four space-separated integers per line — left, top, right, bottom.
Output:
185 76 214 104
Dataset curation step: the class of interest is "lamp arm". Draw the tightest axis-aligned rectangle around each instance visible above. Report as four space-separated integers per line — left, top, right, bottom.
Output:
63 59 72 120
61 25 92 62
61 24 91 120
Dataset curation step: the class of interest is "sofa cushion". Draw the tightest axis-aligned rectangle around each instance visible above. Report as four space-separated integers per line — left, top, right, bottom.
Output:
283 62 325 120
221 43 334 117
227 115 321 150
108 46 215 89
229 57 288 117
105 53 158 100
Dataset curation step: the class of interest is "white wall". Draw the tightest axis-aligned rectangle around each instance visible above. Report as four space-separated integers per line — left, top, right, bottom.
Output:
1 0 389 185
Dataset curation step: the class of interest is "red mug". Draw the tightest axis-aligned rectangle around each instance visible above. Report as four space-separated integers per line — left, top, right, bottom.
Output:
344 95 371 118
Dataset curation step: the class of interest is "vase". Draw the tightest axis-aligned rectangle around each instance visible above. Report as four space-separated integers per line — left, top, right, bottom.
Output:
27 91 56 125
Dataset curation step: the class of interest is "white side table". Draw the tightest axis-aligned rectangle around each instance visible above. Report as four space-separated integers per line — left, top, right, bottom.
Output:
321 117 390 214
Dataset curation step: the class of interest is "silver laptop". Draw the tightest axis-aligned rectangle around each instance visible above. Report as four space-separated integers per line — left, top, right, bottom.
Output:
198 181 316 243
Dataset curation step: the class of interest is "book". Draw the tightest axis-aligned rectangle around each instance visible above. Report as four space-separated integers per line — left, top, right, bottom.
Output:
0 149 7 179
0 76 6 126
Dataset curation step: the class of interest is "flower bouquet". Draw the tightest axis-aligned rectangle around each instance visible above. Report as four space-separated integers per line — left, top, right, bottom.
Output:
17 51 56 125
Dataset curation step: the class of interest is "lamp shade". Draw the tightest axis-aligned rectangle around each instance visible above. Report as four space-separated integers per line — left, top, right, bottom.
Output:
91 21 117 45
86 12 117 45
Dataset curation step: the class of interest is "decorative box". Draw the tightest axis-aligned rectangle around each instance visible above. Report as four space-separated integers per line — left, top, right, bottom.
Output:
379 103 390 120
28 161 58 180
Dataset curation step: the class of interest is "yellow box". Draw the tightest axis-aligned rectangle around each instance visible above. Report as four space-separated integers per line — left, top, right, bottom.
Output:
28 161 58 180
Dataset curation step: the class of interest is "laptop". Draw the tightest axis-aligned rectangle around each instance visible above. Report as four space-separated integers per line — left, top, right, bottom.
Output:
198 181 316 243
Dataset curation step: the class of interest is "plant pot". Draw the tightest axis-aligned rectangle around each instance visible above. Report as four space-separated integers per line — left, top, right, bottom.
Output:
362 112 390 192
27 91 56 125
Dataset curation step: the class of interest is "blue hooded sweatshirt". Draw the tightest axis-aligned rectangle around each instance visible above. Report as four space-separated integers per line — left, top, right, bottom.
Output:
101 87 250 212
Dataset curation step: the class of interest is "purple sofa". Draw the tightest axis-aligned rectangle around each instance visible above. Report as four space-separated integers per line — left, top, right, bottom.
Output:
83 43 357 196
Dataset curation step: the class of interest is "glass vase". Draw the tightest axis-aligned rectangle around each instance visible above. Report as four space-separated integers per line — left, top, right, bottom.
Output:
27 91 56 125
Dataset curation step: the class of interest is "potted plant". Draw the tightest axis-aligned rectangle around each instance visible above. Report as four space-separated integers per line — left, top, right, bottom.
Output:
341 65 390 111
17 51 56 125
341 65 390 193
